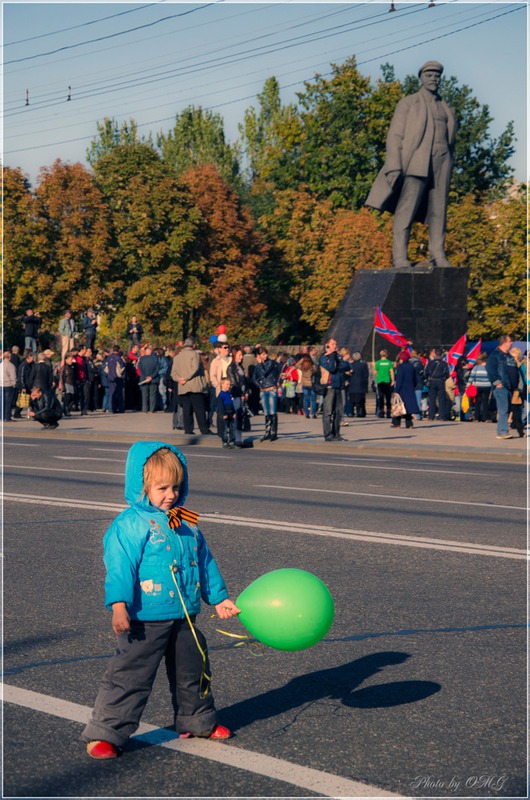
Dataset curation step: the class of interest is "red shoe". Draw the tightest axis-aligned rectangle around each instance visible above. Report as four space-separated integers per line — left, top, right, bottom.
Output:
86 740 120 759
180 724 232 740
209 724 232 739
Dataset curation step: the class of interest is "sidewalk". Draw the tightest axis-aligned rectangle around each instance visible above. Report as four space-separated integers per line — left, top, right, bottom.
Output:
4 409 526 464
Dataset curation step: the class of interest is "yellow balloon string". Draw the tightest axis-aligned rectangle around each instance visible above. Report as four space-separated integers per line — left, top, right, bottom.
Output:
170 567 211 698
211 617 265 657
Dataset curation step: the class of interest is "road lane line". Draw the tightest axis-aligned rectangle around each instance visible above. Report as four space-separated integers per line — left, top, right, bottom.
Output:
306 460 498 477
2 684 399 798
256 484 526 512
4 464 125 477
3 494 527 560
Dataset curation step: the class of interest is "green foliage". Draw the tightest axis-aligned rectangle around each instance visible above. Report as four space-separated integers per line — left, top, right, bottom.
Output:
4 54 524 347
86 118 145 167
445 190 527 339
157 105 242 193
92 143 203 339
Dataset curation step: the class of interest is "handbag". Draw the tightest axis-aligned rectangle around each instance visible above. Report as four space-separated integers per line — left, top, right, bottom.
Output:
17 389 30 408
390 392 406 417
465 384 478 398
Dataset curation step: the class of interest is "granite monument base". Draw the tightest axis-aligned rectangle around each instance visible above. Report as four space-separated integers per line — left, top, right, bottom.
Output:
325 265 468 359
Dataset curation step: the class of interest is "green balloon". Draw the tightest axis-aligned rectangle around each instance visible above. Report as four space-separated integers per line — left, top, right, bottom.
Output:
236 569 334 651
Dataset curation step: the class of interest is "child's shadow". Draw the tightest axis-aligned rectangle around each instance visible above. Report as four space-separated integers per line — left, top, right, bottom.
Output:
220 651 441 730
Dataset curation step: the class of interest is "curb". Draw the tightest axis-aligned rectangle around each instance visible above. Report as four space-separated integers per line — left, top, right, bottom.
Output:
4 427 525 465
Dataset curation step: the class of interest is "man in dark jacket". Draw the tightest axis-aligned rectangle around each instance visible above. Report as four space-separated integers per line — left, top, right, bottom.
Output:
28 386 63 429
137 346 160 413
23 309 41 354
319 338 351 441
106 346 126 414
424 347 450 421
82 308 98 352
486 334 513 439
126 317 143 347
14 351 36 418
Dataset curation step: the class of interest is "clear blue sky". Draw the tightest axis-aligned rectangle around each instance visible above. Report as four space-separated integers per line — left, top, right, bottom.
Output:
2 1 527 186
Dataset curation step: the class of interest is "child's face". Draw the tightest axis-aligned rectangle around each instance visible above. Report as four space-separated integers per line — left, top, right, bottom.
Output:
147 472 180 510
221 380 230 392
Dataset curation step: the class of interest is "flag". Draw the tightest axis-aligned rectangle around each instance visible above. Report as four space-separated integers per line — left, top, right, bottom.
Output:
466 339 482 365
373 307 408 347
446 333 467 368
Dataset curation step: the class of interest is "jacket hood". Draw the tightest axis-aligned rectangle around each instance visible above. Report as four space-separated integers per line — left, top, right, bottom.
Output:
124 441 189 510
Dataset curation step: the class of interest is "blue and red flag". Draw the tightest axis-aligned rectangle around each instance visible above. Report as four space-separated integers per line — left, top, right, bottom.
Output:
466 339 482 365
446 333 467 368
374 307 408 347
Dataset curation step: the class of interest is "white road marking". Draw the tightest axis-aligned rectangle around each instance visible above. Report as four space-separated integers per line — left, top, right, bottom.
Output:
89 449 230 460
4 464 125 477
3 442 38 446
306 460 496 477
54 456 124 462
2 683 399 798
256 484 526 512
3 494 527 560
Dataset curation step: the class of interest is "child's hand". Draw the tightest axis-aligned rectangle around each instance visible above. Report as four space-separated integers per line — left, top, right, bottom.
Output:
215 599 241 619
112 603 131 635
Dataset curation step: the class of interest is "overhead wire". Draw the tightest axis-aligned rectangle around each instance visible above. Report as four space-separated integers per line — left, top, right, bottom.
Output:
3 2 222 65
4 3 522 158
4 4 423 115
2 2 168 48
3 0 474 126
3 4 358 105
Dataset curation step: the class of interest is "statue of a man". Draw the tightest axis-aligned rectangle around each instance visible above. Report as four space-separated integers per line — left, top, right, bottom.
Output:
365 61 457 268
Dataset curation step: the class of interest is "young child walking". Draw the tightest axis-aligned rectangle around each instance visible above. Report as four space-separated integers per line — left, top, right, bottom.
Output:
83 441 240 759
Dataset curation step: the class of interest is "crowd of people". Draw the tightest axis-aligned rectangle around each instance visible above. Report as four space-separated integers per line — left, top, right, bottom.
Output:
1 308 527 443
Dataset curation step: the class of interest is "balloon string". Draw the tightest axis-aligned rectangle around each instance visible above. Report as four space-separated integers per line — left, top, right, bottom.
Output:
211 616 265 657
170 567 211 698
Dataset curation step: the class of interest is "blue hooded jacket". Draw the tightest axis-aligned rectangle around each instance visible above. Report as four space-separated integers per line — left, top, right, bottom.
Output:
103 441 228 620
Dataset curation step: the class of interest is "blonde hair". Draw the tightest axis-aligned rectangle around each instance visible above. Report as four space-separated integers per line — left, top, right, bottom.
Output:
143 448 184 494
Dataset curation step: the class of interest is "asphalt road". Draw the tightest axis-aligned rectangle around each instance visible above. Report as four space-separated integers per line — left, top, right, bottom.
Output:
3 437 527 799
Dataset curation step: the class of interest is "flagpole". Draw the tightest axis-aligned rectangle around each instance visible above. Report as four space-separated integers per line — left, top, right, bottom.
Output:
372 324 376 365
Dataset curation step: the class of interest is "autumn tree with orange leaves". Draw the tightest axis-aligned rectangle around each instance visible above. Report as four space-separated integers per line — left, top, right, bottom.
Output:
180 164 269 341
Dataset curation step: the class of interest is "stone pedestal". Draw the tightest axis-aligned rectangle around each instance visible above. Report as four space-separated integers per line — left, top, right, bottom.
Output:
325 265 468 358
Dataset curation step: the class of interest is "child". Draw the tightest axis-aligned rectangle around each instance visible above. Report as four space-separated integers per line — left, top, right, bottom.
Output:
217 377 236 448
83 441 240 759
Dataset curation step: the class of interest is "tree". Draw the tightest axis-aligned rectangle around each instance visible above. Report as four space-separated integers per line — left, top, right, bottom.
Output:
2 167 48 345
86 117 145 167
180 164 269 341
242 58 516 214
2 160 115 346
258 187 392 340
157 106 242 194
92 143 203 340
444 189 527 339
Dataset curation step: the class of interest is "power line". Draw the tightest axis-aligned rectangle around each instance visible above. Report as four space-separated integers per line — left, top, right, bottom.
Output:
2 2 166 48
3 4 358 107
4 4 521 158
4 4 418 115
3 2 221 65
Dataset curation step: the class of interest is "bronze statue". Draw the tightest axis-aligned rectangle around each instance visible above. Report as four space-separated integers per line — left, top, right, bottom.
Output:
365 61 457 268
